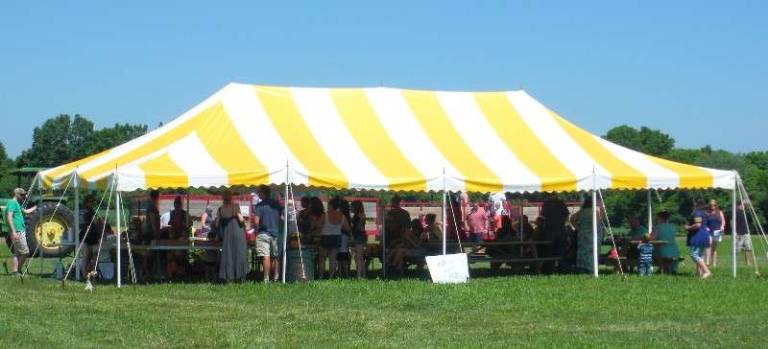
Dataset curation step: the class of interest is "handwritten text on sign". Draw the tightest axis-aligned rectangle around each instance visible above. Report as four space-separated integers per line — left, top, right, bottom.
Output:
425 253 469 284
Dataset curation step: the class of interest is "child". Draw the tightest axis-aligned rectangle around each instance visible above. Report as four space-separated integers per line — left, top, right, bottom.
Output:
637 234 654 276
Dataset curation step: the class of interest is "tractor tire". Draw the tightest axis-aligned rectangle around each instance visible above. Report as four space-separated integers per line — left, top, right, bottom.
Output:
26 203 76 258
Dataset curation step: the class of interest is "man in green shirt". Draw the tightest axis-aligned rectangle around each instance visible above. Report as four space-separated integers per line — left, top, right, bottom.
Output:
4 188 37 276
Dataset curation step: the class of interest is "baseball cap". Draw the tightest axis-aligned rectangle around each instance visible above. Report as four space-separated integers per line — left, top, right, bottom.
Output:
13 188 26 195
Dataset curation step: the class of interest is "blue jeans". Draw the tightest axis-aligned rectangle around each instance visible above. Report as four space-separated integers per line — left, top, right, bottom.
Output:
638 262 653 276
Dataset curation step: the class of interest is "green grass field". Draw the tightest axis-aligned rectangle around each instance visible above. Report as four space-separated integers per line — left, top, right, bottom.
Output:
2 236 768 348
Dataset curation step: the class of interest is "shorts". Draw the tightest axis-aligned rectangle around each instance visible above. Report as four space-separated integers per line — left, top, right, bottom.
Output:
689 246 705 263
735 234 753 251
11 232 30 256
256 234 279 258
711 230 723 243
320 235 341 250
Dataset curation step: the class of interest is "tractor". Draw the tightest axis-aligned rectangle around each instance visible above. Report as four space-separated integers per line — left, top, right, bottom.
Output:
1 168 76 258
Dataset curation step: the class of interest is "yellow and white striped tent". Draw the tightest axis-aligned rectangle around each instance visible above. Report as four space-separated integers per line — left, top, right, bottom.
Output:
39 83 736 193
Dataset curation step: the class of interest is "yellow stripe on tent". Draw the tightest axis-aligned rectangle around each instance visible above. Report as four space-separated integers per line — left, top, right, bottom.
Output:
474 92 577 192
645 156 713 188
549 111 648 189
195 104 270 186
330 89 426 192
255 86 349 189
139 153 189 189
402 90 501 192
80 103 269 187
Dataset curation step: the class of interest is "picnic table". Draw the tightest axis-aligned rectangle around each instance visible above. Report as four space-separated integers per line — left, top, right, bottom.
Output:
421 240 559 269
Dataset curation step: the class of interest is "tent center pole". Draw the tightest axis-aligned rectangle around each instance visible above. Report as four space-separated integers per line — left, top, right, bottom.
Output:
282 161 289 284
732 173 738 278
74 172 80 281
647 190 653 232
442 168 447 255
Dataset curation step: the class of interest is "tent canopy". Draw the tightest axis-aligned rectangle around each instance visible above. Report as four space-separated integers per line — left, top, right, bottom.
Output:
39 83 735 193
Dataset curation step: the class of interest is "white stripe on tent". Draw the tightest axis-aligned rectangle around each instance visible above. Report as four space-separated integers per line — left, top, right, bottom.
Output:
365 88 460 192
507 91 607 190
710 168 736 189
594 136 680 189
115 164 146 191
167 132 229 188
437 91 542 192
222 83 309 186
291 87 390 190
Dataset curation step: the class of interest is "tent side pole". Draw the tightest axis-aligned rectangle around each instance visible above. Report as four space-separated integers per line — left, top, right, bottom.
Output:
592 168 598 278
282 162 289 284
592 189 598 278
442 168 447 255
116 188 122 288
647 190 653 232
39 184 44 275
732 174 738 278
74 173 80 281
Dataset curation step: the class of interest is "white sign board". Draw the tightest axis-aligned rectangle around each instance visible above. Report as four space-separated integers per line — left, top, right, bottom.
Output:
426 253 469 284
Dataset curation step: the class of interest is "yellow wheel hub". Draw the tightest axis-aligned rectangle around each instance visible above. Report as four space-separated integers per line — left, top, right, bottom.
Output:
35 217 67 249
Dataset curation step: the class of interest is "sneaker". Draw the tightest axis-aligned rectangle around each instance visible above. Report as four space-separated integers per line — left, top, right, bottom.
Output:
12 272 22 277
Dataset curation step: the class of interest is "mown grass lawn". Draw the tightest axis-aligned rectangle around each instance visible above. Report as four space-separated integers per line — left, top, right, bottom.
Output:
2 236 768 348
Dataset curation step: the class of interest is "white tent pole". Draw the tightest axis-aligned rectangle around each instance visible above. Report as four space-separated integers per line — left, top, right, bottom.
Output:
116 187 122 288
282 161 289 284
732 173 737 278
74 172 80 281
381 194 386 278
647 189 653 231
442 168 447 255
592 167 599 278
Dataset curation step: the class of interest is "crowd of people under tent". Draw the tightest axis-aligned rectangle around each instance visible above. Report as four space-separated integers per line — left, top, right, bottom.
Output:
1 185 757 282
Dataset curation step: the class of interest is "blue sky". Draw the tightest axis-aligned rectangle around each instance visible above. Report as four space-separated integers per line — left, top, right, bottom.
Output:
1 1 766 158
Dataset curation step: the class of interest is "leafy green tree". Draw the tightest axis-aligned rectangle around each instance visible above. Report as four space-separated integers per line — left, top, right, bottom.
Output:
0 142 16 195
15 115 147 168
84 123 147 155
605 125 675 156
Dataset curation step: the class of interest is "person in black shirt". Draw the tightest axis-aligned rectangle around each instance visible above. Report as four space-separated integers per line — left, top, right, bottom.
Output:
734 201 753 266
540 193 569 273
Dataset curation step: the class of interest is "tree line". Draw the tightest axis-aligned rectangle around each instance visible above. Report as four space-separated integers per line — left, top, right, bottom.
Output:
0 115 766 229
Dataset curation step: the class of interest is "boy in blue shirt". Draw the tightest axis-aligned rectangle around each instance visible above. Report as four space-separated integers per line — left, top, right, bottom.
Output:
637 234 654 276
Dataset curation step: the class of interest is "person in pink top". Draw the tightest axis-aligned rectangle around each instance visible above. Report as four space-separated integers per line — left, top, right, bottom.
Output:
458 191 470 239
468 201 488 243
